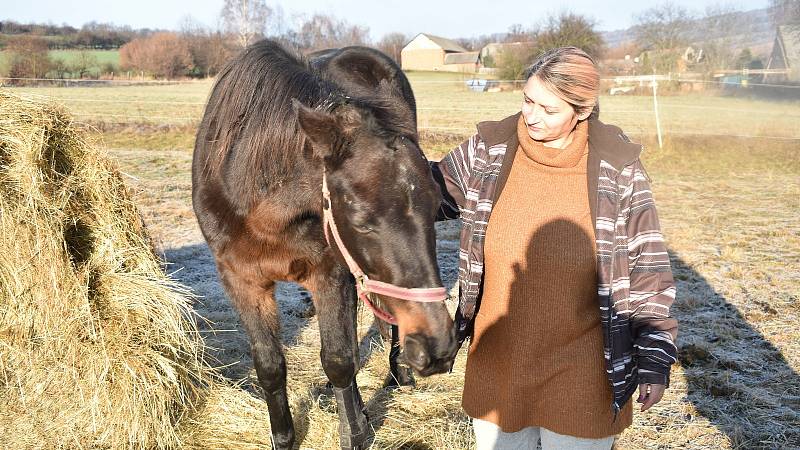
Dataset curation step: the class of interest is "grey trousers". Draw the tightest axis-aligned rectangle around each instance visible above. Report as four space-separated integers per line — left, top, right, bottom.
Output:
473 418 615 450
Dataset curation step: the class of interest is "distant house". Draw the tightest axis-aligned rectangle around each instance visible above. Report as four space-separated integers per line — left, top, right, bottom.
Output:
401 33 479 72
765 25 800 83
601 55 639 76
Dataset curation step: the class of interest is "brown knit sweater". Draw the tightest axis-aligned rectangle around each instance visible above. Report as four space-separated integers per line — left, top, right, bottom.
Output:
461 117 633 438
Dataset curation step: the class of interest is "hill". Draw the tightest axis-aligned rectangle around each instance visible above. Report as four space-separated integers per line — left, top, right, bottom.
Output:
602 7 776 59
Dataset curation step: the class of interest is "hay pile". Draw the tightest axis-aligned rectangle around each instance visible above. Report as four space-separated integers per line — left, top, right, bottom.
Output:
0 92 268 449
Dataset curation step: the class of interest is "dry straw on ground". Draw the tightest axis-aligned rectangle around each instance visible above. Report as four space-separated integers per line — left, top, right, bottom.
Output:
0 92 270 449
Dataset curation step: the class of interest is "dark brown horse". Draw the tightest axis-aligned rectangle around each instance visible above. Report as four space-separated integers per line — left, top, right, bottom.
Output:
191 40 457 449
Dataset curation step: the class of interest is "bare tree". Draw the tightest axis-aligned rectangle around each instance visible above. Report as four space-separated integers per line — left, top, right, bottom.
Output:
179 15 234 77
452 35 496 52
496 46 531 80
3 36 52 80
51 57 70 79
376 32 407 63
293 14 370 52
532 12 605 60
493 12 604 80
120 32 193 78
268 5 290 37
454 37 476 51
633 2 695 72
701 4 747 72
69 50 98 78
220 0 272 48
505 24 531 43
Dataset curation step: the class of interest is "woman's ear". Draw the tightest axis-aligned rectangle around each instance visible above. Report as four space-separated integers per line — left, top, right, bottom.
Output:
577 107 593 121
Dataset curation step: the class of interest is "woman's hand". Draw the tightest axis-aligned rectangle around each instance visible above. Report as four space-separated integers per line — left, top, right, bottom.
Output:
637 383 666 412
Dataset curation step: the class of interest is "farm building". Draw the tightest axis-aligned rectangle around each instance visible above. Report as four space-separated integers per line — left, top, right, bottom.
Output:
765 25 800 83
443 51 481 73
401 33 480 72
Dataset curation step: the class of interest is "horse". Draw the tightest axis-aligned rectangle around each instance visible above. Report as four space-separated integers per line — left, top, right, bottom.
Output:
191 39 457 450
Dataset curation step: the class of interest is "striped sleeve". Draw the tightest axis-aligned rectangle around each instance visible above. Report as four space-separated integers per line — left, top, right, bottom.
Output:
430 134 478 221
626 159 678 386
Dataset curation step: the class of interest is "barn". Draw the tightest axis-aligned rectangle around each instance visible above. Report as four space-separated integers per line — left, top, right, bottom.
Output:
765 25 800 83
401 33 475 72
443 51 481 73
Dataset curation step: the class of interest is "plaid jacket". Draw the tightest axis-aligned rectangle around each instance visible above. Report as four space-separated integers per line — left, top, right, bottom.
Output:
430 113 678 412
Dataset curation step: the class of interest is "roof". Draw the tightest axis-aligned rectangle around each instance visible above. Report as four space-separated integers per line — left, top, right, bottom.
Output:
444 52 480 65
420 33 467 53
777 25 800 68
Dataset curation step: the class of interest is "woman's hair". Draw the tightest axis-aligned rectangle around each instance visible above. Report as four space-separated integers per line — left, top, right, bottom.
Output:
524 47 600 118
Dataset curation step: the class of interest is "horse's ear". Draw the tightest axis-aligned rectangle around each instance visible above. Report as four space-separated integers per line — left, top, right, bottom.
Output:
294 99 362 163
377 79 415 125
293 99 336 151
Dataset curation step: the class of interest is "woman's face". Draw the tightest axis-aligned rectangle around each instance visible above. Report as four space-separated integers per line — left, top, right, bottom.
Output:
520 76 590 145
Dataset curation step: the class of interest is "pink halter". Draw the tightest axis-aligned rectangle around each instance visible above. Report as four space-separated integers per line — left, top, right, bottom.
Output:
322 171 447 325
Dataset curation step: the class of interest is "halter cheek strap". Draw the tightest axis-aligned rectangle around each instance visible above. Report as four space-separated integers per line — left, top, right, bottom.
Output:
321 172 447 325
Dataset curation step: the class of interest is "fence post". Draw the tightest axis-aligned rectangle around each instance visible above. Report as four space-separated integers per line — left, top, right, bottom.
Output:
651 71 663 149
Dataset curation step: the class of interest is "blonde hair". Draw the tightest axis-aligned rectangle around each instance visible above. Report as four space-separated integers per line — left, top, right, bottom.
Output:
524 47 599 117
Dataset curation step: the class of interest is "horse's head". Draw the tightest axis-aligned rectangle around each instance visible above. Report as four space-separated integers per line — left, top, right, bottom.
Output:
293 93 457 376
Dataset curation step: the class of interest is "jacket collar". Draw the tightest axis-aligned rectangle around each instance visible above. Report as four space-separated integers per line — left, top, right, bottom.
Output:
476 112 643 227
476 112 643 171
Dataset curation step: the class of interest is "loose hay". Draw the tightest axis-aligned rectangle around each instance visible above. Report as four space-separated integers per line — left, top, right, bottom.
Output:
0 92 269 449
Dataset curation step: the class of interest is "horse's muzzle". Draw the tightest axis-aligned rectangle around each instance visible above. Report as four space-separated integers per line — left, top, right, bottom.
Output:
401 331 458 376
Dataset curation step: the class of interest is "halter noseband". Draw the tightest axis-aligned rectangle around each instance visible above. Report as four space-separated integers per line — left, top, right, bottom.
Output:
321 171 447 325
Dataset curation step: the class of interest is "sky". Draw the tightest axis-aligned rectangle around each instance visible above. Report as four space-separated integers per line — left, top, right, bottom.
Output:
4 0 771 41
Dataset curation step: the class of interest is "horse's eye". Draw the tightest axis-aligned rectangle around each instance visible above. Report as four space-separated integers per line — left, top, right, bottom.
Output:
353 224 375 234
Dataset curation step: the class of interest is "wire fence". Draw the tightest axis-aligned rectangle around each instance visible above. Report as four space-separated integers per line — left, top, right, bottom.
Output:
3 75 800 88
3 75 800 141
5 76 799 91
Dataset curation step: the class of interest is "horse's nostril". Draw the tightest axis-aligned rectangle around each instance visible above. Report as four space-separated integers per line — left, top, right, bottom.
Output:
402 334 431 370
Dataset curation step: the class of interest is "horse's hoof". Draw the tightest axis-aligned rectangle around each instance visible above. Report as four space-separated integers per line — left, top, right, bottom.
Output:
338 420 371 450
270 431 295 450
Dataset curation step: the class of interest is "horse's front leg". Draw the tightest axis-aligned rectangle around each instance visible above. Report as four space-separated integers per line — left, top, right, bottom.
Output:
304 259 370 450
217 267 294 450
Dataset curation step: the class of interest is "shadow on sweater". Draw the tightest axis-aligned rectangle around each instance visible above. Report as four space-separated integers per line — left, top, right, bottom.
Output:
461 219 628 438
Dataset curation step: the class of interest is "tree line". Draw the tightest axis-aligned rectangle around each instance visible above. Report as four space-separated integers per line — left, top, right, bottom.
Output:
0 20 157 50
489 0 800 80
2 0 797 81
0 0 388 80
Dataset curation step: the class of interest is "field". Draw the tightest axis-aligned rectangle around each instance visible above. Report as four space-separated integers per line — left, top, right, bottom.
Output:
2 72 799 448
0 49 119 76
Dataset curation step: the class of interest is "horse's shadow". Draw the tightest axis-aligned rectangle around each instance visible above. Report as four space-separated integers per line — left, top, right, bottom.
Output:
163 243 318 384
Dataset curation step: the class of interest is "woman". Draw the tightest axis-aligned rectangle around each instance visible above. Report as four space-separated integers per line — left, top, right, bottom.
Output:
430 47 678 449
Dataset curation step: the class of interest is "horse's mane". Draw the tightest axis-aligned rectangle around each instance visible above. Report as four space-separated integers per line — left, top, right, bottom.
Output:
196 40 417 204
